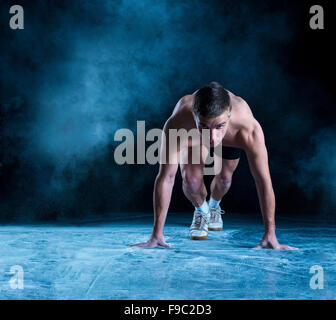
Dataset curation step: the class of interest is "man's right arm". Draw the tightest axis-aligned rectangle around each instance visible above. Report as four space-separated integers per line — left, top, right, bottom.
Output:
130 118 180 248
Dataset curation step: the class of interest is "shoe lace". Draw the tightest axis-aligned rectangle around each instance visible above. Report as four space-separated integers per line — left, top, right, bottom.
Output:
210 207 225 223
192 212 208 230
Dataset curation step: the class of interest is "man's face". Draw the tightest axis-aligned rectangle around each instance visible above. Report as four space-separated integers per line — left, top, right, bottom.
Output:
195 112 230 147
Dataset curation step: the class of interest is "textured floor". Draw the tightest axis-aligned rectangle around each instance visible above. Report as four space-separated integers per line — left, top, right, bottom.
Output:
0 213 335 300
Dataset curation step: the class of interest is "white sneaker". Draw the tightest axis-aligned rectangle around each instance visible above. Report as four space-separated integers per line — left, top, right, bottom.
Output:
208 206 225 231
189 210 209 240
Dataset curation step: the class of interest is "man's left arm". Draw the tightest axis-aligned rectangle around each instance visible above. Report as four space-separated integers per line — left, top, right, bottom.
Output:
243 121 297 250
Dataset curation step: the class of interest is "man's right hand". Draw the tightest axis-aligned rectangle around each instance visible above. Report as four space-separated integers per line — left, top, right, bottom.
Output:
129 235 173 249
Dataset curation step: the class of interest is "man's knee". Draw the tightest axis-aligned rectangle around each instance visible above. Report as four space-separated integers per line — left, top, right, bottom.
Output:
182 170 203 194
215 173 232 188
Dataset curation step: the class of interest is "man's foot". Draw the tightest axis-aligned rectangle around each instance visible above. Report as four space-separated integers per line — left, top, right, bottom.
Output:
208 206 225 231
189 210 209 240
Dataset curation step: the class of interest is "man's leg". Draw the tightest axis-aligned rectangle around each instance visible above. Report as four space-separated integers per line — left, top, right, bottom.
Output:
180 146 210 240
208 150 240 231
210 158 240 201
180 146 207 208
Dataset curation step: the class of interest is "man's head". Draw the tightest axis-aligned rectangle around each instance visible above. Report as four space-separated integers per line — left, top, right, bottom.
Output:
192 82 231 146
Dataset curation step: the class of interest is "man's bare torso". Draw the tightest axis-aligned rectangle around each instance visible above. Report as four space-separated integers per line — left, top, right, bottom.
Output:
167 89 258 151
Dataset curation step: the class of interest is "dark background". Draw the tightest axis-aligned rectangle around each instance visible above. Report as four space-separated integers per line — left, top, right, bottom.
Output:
0 0 335 221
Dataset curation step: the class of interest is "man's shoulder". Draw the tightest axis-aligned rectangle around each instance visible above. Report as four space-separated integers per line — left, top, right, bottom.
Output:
231 94 252 114
237 118 264 151
173 94 194 113
166 94 195 127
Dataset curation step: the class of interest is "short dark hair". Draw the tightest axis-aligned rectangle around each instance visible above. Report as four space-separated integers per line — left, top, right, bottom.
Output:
192 82 231 118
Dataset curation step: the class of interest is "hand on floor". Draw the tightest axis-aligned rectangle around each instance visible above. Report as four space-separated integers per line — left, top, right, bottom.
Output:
253 232 298 250
129 235 174 249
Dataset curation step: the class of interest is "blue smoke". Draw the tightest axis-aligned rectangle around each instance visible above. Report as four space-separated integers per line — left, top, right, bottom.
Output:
295 126 336 217
0 0 334 219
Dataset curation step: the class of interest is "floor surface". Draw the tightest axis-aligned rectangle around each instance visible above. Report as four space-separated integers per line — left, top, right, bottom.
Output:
0 213 335 299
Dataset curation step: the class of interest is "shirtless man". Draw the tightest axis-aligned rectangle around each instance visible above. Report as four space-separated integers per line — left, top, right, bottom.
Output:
131 82 297 250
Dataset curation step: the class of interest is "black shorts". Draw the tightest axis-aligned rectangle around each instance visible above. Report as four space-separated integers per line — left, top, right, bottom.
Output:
209 146 242 160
